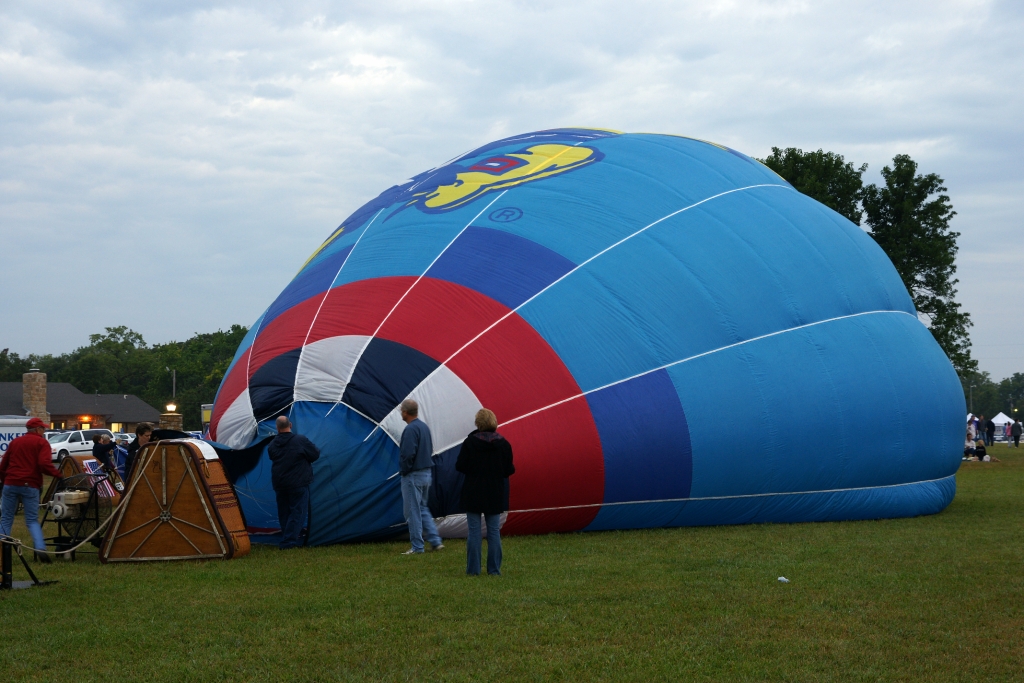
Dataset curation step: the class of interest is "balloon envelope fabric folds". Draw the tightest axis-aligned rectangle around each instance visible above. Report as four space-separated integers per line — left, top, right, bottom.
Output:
210 129 965 545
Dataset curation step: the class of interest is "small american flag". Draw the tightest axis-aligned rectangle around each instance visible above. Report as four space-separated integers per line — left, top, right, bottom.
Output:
83 459 117 498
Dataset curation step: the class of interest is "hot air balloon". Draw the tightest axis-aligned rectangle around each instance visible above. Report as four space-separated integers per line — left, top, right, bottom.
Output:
210 128 964 545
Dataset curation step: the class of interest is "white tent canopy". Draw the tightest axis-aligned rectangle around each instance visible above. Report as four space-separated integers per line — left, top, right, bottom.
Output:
991 412 1014 426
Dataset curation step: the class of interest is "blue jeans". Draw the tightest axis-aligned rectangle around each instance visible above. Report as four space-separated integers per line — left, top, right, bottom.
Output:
275 486 309 549
466 512 502 575
1 485 46 551
401 469 441 552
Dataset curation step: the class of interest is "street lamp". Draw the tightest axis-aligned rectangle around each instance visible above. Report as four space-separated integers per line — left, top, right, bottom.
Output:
970 384 975 414
166 402 177 413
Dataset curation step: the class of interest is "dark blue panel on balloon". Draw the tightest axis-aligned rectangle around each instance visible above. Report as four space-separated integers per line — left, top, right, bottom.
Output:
343 338 440 423
427 226 575 310
586 369 692 504
249 348 301 420
263 246 350 327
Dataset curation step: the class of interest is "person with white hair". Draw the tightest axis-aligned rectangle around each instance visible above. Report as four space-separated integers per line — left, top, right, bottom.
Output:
398 399 443 555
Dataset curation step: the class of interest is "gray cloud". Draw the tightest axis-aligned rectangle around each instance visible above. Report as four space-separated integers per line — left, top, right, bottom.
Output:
1 0 1021 377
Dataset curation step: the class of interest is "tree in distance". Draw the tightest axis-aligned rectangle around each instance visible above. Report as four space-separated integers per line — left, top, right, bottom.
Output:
761 147 867 224
761 148 976 377
0 325 248 430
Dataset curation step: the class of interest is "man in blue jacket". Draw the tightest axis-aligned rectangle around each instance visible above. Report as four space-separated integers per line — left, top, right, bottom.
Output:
268 415 320 549
399 399 444 555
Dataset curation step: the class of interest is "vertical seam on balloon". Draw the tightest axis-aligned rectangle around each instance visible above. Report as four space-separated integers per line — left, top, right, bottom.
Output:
324 190 510 418
390 183 792 422
243 309 269 389
290 208 385 418
496 310 918 431
225 307 267 441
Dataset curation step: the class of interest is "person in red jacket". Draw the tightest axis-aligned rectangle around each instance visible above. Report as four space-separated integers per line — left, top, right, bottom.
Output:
0 417 61 562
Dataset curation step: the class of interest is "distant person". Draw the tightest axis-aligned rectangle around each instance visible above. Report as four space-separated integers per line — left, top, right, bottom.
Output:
92 433 117 471
967 418 977 442
124 423 153 483
455 408 515 576
964 431 976 460
268 415 320 549
1012 420 1022 448
975 439 987 459
986 418 996 447
398 399 443 555
0 418 62 563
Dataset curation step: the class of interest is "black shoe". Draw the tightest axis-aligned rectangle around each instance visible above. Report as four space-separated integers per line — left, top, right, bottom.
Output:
34 551 52 564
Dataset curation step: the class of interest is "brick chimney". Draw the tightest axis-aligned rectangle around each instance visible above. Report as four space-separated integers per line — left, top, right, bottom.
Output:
22 370 49 422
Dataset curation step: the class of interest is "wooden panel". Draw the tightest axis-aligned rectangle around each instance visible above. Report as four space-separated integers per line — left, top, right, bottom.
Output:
101 440 247 562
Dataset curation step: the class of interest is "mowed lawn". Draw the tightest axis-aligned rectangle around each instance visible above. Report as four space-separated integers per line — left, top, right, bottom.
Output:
2 446 1022 682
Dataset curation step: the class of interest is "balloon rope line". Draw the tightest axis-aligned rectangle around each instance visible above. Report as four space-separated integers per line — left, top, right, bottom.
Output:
391 183 792 440
242 309 270 402
326 190 509 418
504 474 956 515
496 309 917 429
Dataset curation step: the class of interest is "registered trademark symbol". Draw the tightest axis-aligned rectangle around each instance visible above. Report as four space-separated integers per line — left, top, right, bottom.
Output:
489 207 523 223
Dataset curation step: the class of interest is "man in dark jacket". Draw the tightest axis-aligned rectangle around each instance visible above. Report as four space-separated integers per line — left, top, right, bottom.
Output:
1012 420 1022 448
0 417 62 562
985 418 996 447
398 399 443 555
268 415 320 549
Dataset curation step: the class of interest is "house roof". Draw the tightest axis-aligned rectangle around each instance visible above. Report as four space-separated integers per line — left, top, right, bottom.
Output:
0 382 161 423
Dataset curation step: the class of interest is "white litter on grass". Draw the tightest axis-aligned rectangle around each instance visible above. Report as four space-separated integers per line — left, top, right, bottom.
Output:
778 577 790 583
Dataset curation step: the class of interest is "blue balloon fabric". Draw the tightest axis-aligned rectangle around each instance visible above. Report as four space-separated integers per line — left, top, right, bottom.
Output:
211 129 964 545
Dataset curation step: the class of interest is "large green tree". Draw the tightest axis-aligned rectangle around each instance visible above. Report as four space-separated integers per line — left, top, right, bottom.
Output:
862 155 975 375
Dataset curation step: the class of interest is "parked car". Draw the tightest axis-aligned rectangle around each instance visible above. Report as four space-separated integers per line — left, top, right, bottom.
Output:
113 433 132 445
47 428 115 461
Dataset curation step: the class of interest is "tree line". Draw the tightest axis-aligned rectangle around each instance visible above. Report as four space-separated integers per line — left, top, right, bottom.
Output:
959 371 1024 421
0 325 248 431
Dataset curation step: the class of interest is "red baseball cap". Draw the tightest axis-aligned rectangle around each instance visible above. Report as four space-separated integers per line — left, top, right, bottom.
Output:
26 417 47 429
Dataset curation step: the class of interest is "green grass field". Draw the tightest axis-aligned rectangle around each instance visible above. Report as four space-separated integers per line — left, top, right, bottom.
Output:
3 445 1022 682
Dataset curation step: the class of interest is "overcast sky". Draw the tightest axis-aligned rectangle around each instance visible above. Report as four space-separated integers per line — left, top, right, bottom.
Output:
2 0 1021 379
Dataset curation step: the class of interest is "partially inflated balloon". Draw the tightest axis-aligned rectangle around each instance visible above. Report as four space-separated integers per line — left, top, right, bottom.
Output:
211 129 963 545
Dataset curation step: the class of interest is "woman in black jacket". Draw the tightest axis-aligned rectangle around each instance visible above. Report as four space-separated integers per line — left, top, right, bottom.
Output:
455 408 515 576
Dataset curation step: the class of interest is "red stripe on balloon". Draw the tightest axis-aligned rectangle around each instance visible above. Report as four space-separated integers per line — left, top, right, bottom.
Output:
499 397 604 534
209 345 251 440
304 277 414 345
375 277 511 362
